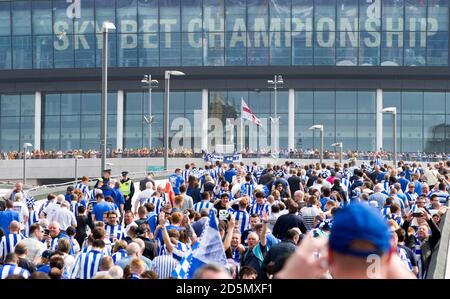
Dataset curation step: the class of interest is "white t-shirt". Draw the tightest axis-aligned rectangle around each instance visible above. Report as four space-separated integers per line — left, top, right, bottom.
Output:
53 207 77 230
43 202 61 224
12 201 29 229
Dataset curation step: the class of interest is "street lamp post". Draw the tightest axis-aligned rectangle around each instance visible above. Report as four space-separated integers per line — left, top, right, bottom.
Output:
100 21 116 176
309 125 324 164
382 107 397 167
267 75 284 155
164 70 185 171
332 142 343 164
141 75 159 150
23 143 32 185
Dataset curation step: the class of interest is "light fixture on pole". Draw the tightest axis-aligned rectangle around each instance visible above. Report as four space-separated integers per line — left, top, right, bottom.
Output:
23 143 33 185
267 75 284 156
309 125 324 164
382 107 397 167
141 75 159 150
164 70 185 171
74 155 83 183
331 142 343 164
100 21 116 177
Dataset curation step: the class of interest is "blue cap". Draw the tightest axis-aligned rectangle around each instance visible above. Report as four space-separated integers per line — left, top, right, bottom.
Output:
329 203 391 258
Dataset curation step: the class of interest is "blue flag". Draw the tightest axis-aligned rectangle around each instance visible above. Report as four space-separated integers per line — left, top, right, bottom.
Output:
172 209 228 279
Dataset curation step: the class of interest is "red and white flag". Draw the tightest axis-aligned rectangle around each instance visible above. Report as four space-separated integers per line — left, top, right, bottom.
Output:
241 98 262 127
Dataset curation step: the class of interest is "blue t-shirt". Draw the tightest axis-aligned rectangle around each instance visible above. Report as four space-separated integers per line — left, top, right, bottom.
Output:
112 188 126 207
224 169 237 183
93 202 114 221
168 174 184 195
155 225 185 245
0 210 20 235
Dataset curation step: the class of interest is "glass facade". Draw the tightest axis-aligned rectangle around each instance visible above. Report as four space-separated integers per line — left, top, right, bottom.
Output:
124 90 202 150
41 92 117 151
0 0 448 70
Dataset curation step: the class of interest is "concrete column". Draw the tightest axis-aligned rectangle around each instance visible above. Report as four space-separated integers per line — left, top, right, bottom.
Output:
201 89 208 151
288 89 295 150
376 88 383 151
117 90 124 150
34 92 41 150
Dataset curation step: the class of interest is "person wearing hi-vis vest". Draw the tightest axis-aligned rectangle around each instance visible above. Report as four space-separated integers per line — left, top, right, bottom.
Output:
120 171 135 212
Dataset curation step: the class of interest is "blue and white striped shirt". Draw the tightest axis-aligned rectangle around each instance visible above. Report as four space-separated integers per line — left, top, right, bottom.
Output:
0 233 25 261
429 191 450 204
75 183 91 201
112 249 127 264
182 169 191 182
70 249 104 279
249 202 271 217
405 192 419 204
26 210 40 237
159 242 190 262
140 197 165 214
240 183 255 199
151 254 179 279
104 224 125 243
229 209 250 234
0 264 30 279
193 201 214 213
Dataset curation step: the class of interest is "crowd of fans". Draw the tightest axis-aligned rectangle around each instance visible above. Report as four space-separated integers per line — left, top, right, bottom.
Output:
0 158 448 279
1 148 448 162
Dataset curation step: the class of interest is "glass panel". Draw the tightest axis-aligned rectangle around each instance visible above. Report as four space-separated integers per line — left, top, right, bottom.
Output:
381 31 404 66
360 0 381 32
336 31 358 66
42 115 60 150
424 114 446 153
204 32 225 66
314 31 336 65
81 115 100 150
292 31 313 65
314 91 335 114
272 91 289 114
32 0 52 35
247 31 269 65
117 0 137 33
74 34 96 68
358 91 376 113
0 36 11 70
1 95 20 117
53 0 73 34
247 0 268 32
226 0 246 32
428 0 448 32
12 1 31 35
61 93 81 115
404 31 426 66
182 0 203 32
249 91 271 114
270 31 291 65
124 114 143 149
336 113 357 150
118 33 138 67
20 116 35 148
12 36 33 69
185 92 202 111
108 92 118 116
0 2 11 35
54 35 74 68
61 115 81 150
225 31 246 65
182 32 203 66
383 91 401 112
336 91 357 113
34 35 54 69
160 0 181 33
357 113 376 151
203 0 224 32
314 114 335 150
95 0 116 29
43 93 61 116
139 33 159 66
359 31 381 66
427 31 449 66
296 91 313 113
424 92 445 114
96 33 117 67
107 114 117 150
295 113 313 150
405 0 427 31
292 0 314 31
138 0 158 33
401 114 423 152
160 32 181 66
0 117 20 151
169 92 185 114
401 91 423 114
125 92 143 114
21 94 35 117
78 0 95 34
383 114 402 152
382 0 404 32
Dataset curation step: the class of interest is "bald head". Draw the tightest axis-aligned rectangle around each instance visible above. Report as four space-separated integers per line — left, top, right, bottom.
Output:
126 242 141 256
9 221 20 233
145 182 153 190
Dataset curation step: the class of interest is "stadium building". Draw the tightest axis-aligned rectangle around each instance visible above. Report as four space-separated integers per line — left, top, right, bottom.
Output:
0 0 450 154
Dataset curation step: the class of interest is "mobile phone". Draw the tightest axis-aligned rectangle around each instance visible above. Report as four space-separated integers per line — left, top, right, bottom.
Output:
44 228 50 235
412 212 423 217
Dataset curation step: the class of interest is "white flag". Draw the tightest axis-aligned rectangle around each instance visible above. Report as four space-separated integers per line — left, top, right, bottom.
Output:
241 98 262 127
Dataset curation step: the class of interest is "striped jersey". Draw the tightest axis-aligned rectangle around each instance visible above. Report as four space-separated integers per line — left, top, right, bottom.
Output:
374 158 382 167
0 233 25 261
26 210 40 237
381 207 391 218
151 254 179 279
340 177 351 192
429 191 450 204
229 209 250 234
159 242 190 262
49 234 70 252
104 224 125 243
398 247 413 272
405 192 419 204
112 249 127 264
193 201 214 213
240 183 255 199
249 202 271 217
387 213 404 226
140 196 165 214
75 182 91 201
70 201 86 217
182 169 191 182
0 264 30 279
70 249 104 279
